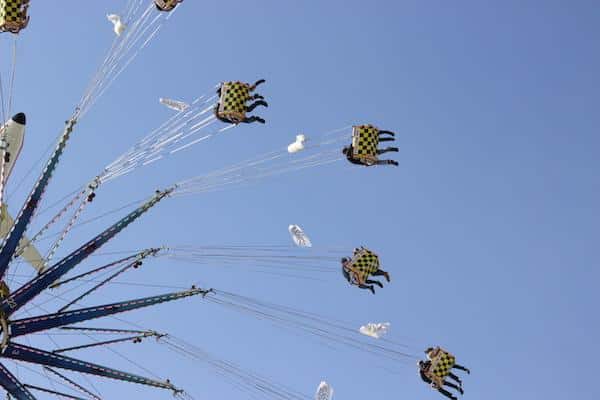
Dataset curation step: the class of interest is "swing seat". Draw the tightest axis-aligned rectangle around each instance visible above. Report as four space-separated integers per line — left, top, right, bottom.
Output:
345 248 380 284
428 347 456 381
154 0 183 12
0 0 29 34
216 81 251 123
351 125 380 165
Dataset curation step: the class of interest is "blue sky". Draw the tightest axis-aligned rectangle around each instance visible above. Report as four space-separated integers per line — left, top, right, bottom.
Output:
1 1 598 399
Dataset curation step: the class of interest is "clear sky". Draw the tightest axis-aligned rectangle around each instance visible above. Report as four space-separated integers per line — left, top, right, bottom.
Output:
1 1 599 399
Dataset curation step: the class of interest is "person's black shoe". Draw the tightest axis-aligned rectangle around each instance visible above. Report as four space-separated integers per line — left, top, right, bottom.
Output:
390 160 399 166
369 285 375 294
257 117 266 124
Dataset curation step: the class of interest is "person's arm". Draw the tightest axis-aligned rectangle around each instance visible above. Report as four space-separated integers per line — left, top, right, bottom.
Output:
350 269 364 285
347 268 359 285
345 145 362 165
342 268 352 284
420 371 432 384
213 105 222 120
347 156 363 165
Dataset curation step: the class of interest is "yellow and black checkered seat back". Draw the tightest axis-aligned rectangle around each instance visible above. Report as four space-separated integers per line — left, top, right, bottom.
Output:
430 349 456 379
351 125 379 162
0 0 28 34
217 81 250 123
347 248 379 283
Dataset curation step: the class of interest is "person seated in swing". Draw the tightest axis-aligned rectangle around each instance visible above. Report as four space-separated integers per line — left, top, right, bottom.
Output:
425 347 470 374
340 248 390 294
342 124 398 166
418 360 463 400
214 79 268 124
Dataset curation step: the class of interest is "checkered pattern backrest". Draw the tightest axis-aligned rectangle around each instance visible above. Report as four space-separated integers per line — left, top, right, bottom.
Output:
347 248 380 283
430 348 456 378
351 125 379 160
217 81 250 122
0 0 28 33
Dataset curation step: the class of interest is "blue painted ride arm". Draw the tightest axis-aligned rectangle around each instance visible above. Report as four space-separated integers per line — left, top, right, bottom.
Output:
10 288 208 337
3 343 179 392
0 118 77 280
1 189 171 317
0 362 36 400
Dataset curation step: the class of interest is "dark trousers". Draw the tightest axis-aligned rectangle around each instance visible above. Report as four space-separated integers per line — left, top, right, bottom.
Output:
242 116 265 124
374 159 397 165
377 147 398 154
249 79 266 91
444 381 461 393
448 372 462 385
438 387 458 400
453 364 469 373
246 100 268 112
